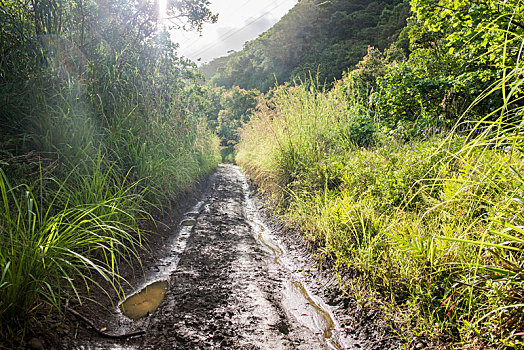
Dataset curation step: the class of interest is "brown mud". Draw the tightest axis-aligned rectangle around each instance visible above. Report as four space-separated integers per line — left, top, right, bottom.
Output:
57 165 399 350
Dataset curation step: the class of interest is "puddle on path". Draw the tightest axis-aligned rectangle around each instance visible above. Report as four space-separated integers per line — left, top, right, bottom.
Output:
283 281 343 350
180 218 196 226
235 166 347 349
120 281 169 321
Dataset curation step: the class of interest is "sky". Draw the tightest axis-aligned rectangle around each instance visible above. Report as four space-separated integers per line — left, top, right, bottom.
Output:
168 0 299 65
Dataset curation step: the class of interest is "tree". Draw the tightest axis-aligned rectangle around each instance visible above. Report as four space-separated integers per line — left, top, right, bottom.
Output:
202 0 409 92
411 0 524 70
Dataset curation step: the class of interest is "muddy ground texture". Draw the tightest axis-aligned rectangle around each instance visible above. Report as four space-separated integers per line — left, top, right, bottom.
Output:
53 165 401 350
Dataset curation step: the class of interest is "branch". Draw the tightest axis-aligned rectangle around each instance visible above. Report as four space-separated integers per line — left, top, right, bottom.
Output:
68 308 146 340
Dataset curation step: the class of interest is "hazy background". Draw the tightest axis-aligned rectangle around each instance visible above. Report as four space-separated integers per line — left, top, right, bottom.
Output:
170 0 298 64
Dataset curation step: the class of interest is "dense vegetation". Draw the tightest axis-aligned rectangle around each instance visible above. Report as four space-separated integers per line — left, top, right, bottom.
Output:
236 0 524 347
3 0 524 347
0 0 220 345
201 0 410 92
199 86 259 162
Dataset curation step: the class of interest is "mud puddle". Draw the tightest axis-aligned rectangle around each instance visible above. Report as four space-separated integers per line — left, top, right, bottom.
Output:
120 281 169 321
236 167 347 349
283 281 341 349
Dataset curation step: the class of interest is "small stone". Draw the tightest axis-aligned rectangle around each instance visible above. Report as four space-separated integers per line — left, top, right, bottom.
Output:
28 338 44 350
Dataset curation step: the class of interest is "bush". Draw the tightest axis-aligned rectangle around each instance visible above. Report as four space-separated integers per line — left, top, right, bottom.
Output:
0 0 220 343
236 73 524 347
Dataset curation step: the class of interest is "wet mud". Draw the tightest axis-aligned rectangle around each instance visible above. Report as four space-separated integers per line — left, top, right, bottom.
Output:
60 165 397 349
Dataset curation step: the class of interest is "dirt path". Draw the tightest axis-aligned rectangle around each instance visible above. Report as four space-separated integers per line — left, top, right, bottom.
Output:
62 165 394 349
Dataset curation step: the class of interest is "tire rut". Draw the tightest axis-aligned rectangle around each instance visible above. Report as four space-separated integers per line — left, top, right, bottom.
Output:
67 165 358 349
140 165 326 349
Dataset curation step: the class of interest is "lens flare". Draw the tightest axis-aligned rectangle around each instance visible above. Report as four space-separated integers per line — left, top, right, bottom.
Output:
158 0 167 21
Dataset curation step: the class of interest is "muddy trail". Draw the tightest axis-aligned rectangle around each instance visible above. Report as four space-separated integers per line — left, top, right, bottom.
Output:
61 165 397 350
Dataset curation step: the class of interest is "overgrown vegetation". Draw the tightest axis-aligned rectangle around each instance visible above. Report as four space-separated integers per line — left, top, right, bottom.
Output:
236 0 524 347
3 0 524 346
201 0 410 92
201 86 259 163
0 0 220 345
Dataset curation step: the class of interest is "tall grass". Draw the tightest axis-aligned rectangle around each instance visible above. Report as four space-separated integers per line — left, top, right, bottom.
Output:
0 36 220 346
236 71 524 347
238 77 369 197
0 167 142 340
420 49 524 347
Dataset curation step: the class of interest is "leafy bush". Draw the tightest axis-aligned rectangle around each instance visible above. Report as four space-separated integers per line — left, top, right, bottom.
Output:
345 115 377 147
237 70 524 347
0 0 220 344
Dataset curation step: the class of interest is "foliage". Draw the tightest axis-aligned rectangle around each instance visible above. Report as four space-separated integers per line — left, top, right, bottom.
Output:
0 0 220 344
201 86 259 163
236 67 524 347
411 0 524 70
202 0 410 92
367 0 520 134
216 87 259 148
236 0 524 347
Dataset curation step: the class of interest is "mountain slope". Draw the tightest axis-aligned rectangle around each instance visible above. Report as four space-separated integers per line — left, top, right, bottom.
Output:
202 0 410 92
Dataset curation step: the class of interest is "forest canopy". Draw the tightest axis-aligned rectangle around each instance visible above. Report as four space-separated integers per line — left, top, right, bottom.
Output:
201 0 410 92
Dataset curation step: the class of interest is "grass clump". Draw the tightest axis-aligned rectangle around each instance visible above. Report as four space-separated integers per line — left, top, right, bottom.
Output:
0 168 141 341
0 0 221 345
236 74 524 347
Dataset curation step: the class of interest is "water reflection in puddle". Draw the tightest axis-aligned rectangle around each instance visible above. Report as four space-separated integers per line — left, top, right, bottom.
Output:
283 281 344 349
180 218 196 226
283 281 334 339
120 281 169 321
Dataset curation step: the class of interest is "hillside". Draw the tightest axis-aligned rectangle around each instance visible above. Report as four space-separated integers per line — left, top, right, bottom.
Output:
201 0 410 91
